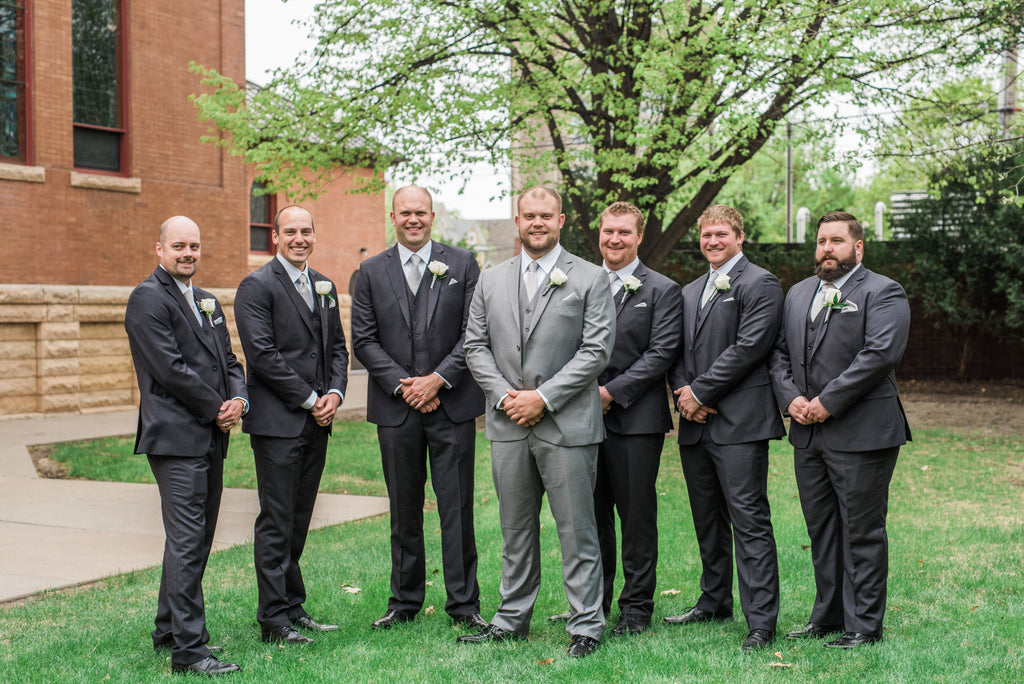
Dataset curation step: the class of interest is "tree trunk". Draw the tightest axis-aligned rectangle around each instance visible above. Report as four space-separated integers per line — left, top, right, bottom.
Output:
957 334 974 382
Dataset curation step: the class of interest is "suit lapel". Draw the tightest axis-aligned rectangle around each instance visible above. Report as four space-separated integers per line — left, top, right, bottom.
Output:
195 286 230 388
616 262 647 315
809 267 866 360
425 242 443 328
694 257 746 340
271 260 316 337
384 246 413 330
310 269 332 363
504 255 523 334
156 269 219 358
525 251 573 345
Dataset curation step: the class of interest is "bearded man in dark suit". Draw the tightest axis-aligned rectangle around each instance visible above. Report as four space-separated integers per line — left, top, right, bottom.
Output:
351 185 486 631
770 211 910 649
234 205 349 645
125 216 247 676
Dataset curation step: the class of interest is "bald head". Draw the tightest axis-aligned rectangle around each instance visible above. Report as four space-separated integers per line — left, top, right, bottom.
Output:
156 216 201 283
392 185 433 213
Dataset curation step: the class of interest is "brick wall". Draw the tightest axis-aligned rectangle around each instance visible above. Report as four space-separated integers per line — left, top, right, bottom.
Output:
0 284 354 418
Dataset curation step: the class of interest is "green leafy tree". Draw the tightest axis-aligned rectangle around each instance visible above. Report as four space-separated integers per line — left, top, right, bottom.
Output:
192 0 1013 268
894 142 1024 381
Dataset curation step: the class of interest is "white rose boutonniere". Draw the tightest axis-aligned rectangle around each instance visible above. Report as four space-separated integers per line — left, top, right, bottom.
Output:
427 260 449 289
314 279 334 308
548 267 568 288
714 273 731 292
621 274 642 303
821 286 858 321
198 298 216 324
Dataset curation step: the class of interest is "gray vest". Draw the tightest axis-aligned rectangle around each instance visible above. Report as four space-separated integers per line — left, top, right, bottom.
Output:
406 283 432 376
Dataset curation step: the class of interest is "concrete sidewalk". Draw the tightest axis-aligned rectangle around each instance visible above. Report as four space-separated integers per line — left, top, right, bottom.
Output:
0 372 388 604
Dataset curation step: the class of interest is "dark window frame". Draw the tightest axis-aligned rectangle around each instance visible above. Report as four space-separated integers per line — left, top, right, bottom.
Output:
0 0 32 163
249 180 276 253
71 0 128 174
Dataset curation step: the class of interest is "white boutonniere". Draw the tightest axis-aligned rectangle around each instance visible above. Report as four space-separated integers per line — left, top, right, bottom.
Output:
314 279 335 308
548 267 568 287
714 273 731 292
620 274 642 304
822 286 854 321
428 260 449 289
198 298 216 325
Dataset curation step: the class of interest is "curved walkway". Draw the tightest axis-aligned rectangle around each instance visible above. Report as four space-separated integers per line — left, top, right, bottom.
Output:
0 373 388 604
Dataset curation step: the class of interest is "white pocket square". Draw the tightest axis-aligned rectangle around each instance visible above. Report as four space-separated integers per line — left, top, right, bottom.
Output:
329 299 337 308
633 301 648 308
722 297 736 302
840 301 859 313
561 291 580 302
213 316 224 325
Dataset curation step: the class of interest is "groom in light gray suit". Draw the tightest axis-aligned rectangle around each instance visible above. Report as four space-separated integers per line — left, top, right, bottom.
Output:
769 211 910 649
461 186 615 658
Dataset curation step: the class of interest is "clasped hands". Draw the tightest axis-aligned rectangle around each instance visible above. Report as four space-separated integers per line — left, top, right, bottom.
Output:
502 388 546 427
399 374 444 414
674 385 717 424
311 392 342 427
215 398 246 433
787 395 831 425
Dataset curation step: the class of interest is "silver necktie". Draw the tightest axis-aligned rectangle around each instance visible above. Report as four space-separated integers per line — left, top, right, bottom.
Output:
406 254 423 293
524 261 539 299
296 273 314 311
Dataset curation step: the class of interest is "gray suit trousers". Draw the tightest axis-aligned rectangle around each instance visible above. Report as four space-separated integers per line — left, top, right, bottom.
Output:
490 434 605 640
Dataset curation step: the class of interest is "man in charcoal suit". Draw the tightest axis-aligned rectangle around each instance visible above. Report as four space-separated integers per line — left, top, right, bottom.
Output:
665 204 785 651
769 211 910 649
125 216 247 676
234 205 349 645
351 185 486 631
551 201 682 635
460 186 615 658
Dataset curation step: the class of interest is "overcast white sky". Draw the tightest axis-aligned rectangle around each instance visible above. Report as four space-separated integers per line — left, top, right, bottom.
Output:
244 0 512 219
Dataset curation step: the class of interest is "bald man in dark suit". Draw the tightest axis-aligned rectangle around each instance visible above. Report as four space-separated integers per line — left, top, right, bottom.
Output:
125 216 246 676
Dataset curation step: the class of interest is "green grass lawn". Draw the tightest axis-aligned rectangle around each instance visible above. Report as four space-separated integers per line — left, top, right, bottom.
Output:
2 423 1022 682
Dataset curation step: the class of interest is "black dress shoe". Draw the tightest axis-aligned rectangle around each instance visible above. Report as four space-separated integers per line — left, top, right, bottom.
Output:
785 622 845 639
548 610 571 622
662 606 732 625
292 615 338 632
741 628 775 651
171 656 240 676
567 634 600 658
612 614 649 635
456 624 519 643
824 631 882 649
453 613 490 630
261 626 314 644
371 610 415 630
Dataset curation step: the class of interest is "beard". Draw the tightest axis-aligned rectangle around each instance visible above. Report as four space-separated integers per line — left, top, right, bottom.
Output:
814 252 857 281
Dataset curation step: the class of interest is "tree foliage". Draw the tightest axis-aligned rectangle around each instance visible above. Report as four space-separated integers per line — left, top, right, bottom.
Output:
191 0 1014 268
893 142 1024 381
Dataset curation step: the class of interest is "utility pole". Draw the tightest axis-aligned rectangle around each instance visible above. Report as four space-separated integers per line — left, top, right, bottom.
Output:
998 28 1020 137
786 122 793 242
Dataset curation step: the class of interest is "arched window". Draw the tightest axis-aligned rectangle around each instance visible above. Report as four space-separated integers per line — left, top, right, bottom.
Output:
1 0 30 162
249 180 275 252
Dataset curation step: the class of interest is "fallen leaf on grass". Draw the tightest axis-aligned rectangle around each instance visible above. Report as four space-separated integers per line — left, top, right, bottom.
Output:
969 605 978 613
921 465 930 472
768 662 793 668
425 606 435 616
341 584 361 594
537 658 555 665
660 589 681 596
772 651 783 660
801 545 811 551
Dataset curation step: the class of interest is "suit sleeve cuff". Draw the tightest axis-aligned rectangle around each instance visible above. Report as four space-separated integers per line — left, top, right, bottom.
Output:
329 389 344 402
232 397 248 415
536 389 554 412
433 371 452 389
301 391 317 410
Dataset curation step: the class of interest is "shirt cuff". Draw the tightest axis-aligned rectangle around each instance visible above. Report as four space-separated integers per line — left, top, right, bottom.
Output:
536 389 553 412
329 389 344 402
433 371 452 389
232 397 248 415
301 391 317 410
690 388 704 406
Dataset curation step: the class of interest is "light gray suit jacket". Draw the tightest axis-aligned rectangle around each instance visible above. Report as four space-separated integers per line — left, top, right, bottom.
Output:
769 266 912 452
465 248 615 447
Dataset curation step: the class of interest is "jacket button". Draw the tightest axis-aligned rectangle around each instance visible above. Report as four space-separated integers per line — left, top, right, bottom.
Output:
311 352 317 358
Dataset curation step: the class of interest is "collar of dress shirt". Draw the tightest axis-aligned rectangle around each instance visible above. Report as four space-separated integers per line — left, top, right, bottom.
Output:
708 250 744 280
397 241 432 266
521 243 563 278
604 256 640 281
275 252 311 283
820 262 861 291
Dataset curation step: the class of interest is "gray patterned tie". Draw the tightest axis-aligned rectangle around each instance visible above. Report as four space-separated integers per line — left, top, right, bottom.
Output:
524 261 539 300
406 254 423 293
700 271 717 309
296 273 314 311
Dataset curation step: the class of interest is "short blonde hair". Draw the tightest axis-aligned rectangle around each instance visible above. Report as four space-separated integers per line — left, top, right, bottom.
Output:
516 186 562 213
697 204 743 237
599 202 645 234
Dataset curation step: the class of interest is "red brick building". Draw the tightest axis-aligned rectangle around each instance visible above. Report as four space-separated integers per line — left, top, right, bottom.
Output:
0 0 383 416
0 0 383 291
